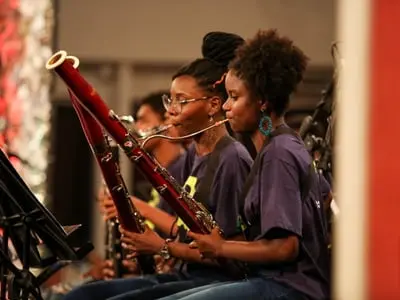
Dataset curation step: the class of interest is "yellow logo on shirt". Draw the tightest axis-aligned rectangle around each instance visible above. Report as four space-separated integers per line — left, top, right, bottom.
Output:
237 215 247 232
148 188 160 207
145 188 160 229
183 176 198 197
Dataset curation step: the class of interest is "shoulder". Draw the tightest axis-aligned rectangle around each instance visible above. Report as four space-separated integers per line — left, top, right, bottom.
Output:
219 139 254 168
262 133 311 168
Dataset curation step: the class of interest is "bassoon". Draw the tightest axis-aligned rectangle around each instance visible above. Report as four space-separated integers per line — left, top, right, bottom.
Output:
46 51 245 278
102 143 126 278
104 213 124 277
103 118 136 278
62 55 155 275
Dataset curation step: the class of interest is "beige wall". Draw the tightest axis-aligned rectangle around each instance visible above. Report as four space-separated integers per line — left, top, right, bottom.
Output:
58 0 335 66
54 0 336 101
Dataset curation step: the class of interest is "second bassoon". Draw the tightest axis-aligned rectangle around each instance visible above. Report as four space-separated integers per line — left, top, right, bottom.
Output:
62 55 155 275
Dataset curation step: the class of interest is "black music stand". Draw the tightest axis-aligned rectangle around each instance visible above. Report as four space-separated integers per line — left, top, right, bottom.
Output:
0 150 93 300
299 42 342 185
299 81 334 184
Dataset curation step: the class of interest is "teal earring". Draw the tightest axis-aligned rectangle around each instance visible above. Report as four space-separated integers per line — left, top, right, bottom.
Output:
259 111 272 136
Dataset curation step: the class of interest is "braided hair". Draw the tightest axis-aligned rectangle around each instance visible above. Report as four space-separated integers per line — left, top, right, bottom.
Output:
172 32 244 101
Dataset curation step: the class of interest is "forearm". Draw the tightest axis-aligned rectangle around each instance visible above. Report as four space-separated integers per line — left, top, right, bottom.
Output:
145 208 177 236
86 250 103 265
131 197 177 236
219 238 298 264
168 241 215 265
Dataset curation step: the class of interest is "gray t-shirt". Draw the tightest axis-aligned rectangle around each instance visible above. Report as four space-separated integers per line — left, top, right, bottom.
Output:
178 137 253 276
180 139 253 238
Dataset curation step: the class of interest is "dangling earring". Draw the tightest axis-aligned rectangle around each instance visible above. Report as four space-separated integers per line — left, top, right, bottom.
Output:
209 115 214 123
259 110 272 136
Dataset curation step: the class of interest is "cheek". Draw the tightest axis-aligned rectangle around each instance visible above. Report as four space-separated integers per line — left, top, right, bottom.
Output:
178 105 209 132
173 110 192 132
232 103 258 131
230 101 248 120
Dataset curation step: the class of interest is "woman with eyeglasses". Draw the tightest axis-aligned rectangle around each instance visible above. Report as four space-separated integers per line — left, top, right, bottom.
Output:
158 29 331 300
63 31 253 300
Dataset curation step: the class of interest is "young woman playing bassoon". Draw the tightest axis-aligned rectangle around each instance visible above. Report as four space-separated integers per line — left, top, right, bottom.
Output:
159 29 331 300
63 31 253 300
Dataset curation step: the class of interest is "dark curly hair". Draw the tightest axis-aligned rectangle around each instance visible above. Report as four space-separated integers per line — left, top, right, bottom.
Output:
229 29 308 116
172 32 244 101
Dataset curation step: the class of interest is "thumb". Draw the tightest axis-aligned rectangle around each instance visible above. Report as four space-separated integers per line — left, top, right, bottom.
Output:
211 227 222 235
188 240 198 249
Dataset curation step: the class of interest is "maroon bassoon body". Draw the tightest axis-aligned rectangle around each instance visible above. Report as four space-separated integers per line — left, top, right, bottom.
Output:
61 56 154 274
46 51 245 278
46 51 214 234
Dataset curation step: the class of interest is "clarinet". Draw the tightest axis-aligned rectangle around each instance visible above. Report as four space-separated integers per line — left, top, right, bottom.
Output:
102 144 125 278
104 216 124 277
66 85 155 274
46 50 245 278
104 114 138 276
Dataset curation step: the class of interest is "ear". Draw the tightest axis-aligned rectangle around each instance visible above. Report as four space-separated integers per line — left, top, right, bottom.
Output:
208 96 222 117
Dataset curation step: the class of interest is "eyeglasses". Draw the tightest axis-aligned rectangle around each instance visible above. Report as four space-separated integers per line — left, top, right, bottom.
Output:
162 94 210 114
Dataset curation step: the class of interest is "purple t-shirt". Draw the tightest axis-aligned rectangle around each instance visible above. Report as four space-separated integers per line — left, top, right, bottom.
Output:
244 131 331 300
180 139 253 238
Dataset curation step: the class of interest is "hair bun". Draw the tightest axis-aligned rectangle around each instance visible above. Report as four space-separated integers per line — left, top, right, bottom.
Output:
201 32 244 67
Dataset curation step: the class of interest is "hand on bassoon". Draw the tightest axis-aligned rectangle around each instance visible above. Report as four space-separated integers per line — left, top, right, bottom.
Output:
188 227 224 259
83 260 107 280
101 259 139 279
102 197 118 221
120 225 164 255
154 254 177 274
97 187 117 221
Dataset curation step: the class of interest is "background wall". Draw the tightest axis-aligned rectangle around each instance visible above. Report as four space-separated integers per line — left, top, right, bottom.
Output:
49 0 336 254
57 0 335 66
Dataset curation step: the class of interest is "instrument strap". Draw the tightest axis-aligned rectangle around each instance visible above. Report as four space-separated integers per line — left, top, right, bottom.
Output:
193 135 236 212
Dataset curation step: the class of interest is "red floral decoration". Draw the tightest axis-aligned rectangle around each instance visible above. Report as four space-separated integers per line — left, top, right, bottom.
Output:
0 0 24 167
